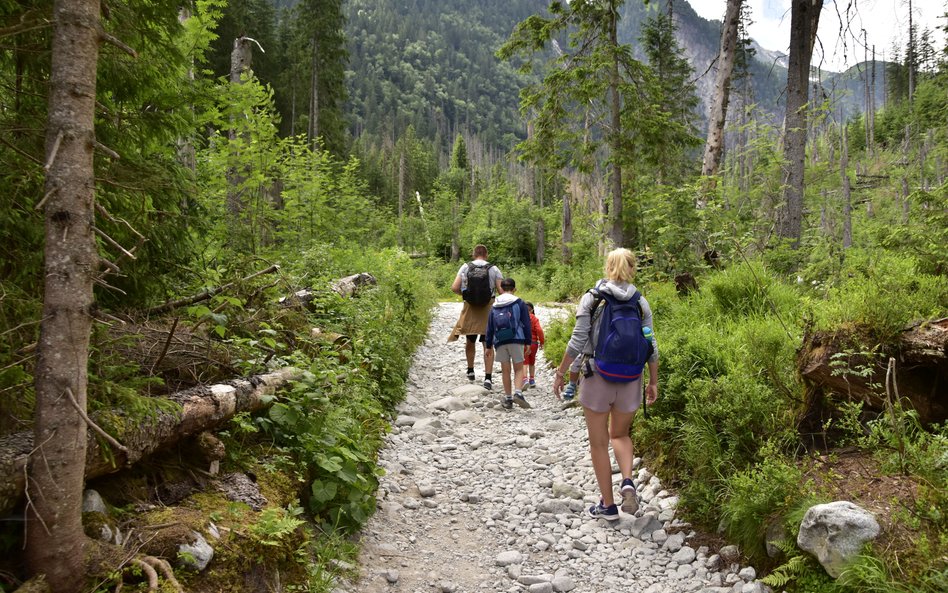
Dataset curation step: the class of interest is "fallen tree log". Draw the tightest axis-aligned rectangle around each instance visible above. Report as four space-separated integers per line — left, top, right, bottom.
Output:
798 318 948 426
280 272 377 309
0 366 301 517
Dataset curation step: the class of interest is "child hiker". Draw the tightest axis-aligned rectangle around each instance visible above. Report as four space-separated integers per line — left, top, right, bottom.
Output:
522 302 545 390
486 278 532 410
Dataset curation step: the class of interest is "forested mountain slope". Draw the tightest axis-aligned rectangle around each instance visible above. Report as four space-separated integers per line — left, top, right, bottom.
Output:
342 0 794 150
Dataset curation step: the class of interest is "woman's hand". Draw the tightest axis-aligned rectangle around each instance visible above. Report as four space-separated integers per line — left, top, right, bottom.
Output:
645 382 658 405
552 372 564 400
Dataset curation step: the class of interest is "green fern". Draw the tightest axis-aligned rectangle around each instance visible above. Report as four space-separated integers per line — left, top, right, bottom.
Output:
761 540 808 588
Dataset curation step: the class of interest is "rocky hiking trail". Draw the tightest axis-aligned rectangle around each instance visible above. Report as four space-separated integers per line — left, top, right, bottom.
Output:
341 303 771 593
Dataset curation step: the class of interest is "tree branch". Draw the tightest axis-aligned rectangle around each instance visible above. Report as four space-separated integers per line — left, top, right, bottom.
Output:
65 387 129 457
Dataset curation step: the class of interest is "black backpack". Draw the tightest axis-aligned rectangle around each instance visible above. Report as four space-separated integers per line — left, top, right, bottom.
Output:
463 262 494 305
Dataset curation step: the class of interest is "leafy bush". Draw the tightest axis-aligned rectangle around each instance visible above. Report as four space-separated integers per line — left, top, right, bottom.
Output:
815 252 948 340
719 442 805 560
706 260 800 319
254 246 435 532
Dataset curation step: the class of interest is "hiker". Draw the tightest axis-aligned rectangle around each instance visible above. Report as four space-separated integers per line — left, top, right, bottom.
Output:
552 248 659 521
486 277 532 410
522 302 545 390
448 244 504 389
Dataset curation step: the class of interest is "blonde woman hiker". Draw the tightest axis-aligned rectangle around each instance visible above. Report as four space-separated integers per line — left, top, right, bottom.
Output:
552 248 659 521
448 244 504 389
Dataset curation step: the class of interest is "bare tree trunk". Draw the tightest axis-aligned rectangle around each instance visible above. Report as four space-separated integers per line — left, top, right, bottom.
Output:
607 0 623 248
908 0 915 104
777 0 823 246
308 34 319 147
700 0 742 201
863 31 871 156
561 187 573 264
26 0 100 588
901 176 910 224
227 36 253 219
398 149 406 247
840 120 852 249
870 45 876 150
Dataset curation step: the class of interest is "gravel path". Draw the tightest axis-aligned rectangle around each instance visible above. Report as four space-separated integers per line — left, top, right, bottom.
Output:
342 303 767 593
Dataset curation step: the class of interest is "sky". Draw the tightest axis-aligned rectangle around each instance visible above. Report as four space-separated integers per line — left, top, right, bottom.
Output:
689 0 947 72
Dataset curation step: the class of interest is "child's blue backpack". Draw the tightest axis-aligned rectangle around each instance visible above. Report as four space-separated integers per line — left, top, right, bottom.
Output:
591 284 653 382
491 302 522 343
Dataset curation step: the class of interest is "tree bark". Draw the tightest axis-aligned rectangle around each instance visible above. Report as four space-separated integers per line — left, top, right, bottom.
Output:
701 0 742 186
607 0 623 248
2 368 302 518
308 34 319 147
799 319 948 426
26 0 101 587
841 119 852 249
561 189 573 264
777 0 823 246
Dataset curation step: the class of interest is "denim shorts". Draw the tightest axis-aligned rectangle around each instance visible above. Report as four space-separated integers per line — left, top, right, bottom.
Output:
578 363 643 413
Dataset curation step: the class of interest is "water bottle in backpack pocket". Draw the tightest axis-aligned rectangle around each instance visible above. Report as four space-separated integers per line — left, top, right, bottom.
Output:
593 290 653 382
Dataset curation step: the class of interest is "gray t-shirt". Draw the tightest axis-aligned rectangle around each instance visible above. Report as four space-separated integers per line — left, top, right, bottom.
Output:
456 260 504 296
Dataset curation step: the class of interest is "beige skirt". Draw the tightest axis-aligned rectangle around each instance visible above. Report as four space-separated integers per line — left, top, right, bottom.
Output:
447 300 493 342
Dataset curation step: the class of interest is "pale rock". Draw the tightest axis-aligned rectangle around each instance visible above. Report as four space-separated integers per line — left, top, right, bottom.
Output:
496 550 524 566
797 501 880 578
178 531 214 572
552 481 584 500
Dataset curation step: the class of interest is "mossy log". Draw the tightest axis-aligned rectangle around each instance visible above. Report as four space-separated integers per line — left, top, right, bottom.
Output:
0 367 301 517
798 318 948 425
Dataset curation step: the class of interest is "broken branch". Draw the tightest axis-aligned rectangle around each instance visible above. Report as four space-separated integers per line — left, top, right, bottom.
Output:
93 225 137 260
65 387 129 457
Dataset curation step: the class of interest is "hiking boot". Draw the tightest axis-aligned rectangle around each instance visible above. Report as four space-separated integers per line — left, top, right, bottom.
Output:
587 500 619 521
501 395 513 409
513 391 531 409
483 378 492 391
466 369 476 382
620 478 639 515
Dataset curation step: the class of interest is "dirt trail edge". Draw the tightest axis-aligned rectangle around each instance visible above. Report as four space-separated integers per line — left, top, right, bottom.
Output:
340 303 767 593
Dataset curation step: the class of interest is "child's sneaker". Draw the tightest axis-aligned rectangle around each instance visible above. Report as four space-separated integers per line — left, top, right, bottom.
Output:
560 382 579 409
587 500 619 521
501 395 513 409
513 391 531 409
466 369 476 382
528 378 536 388
483 378 492 391
521 377 530 391
620 478 638 515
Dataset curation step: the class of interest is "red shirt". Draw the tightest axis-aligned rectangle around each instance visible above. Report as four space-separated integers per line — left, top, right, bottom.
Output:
529 313 544 346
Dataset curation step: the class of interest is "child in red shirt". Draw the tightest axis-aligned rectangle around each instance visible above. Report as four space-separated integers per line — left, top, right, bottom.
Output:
522 302 545 388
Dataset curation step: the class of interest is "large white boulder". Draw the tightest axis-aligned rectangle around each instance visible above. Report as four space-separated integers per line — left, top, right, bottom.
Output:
797 501 880 578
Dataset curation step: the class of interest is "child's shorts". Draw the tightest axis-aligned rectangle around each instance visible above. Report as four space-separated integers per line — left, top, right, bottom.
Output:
523 342 539 365
494 343 525 364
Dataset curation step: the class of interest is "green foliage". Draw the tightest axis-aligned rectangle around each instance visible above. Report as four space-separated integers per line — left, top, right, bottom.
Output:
814 251 948 341
541 314 575 372
719 442 805 560
255 247 434 533
705 260 800 319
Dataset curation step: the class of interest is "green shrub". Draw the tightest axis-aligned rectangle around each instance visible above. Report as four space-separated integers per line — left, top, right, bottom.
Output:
719 443 805 561
815 252 948 340
542 313 574 371
706 259 800 319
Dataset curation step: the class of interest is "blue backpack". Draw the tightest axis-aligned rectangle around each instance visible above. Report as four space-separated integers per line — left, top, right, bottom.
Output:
591 284 653 382
491 301 522 343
